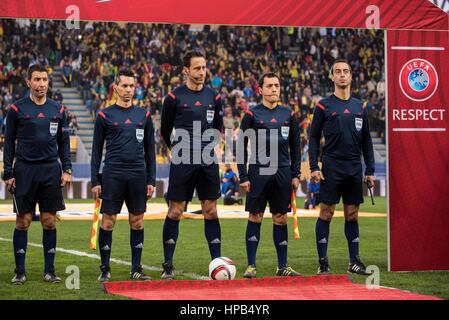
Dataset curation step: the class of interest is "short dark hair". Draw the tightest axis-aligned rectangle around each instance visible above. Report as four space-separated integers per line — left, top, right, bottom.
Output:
114 69 135 84
27 64 48 80
183 49 206 68
331 59 352 75
258 72 280 87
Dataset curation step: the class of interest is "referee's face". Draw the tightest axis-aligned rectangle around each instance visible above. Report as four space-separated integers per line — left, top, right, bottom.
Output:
332 62 352 89
260 76 280 104
184 57 207 85
27 71 49 99
115 76 136 103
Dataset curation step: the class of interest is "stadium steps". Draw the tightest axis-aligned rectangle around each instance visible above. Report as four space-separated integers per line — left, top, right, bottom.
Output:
371 132 386 163
52 67 94 156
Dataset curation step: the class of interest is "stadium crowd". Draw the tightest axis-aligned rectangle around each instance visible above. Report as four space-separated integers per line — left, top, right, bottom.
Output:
0 19 386 155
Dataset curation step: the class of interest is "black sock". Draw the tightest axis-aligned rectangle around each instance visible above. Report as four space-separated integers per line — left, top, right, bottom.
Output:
345 220 360 263
130 229 144 271
204 218 221 259
162 216 179 263
99 227 113 267
13 229 28 273
245 220 261 266
273 224 288 269
316 218 330 258
43 229 57 274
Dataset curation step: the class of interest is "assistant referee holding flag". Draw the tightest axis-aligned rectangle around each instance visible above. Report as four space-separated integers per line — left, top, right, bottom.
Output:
91 69 156 282
238 72 301 278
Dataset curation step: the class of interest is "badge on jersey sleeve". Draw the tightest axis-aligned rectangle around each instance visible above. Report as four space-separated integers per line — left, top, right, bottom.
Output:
281 126 290 139
136 128 144 142
49 122 58 136
355 117 363 131
206 110 215 124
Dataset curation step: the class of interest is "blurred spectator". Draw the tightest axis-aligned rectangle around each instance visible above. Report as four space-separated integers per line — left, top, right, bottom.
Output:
53 89 63 103
304 179 320 209
221 163 238 197
61 56 73 87
243 81 254 99
221 164 243 205
67 111 80 135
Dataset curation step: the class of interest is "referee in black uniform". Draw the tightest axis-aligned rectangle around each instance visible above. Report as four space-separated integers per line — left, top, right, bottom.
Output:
309 59 375 276
238 72 301 278
3 64 72 285
91 69 156 282
160 50 223 279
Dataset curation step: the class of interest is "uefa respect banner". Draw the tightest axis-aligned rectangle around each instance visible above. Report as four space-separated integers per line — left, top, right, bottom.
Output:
387 29 449 271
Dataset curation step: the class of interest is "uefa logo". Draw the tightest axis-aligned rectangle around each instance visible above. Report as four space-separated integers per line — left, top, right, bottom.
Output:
399 58 439 102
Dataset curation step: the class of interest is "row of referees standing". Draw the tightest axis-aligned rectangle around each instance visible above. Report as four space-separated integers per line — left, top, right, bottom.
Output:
2 55 375 285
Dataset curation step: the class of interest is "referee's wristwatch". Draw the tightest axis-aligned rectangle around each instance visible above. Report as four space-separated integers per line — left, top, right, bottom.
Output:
64 169 73 175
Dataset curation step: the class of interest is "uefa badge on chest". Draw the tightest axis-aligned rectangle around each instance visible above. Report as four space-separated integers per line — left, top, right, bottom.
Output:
49 122 58 136
355 117 363 131
136 128 144 142
206 110 215 124
281 126 289 139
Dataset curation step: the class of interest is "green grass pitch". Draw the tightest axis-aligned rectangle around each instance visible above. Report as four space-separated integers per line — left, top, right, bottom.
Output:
0 197 447 300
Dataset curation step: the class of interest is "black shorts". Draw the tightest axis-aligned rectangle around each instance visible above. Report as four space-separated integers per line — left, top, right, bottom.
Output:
101 165 147 214
245 165 292 214
166 163 220 202
320 157 363 205
13 160 65 214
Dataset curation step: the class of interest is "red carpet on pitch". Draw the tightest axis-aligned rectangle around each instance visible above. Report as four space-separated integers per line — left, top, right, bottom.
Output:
103 275 441 300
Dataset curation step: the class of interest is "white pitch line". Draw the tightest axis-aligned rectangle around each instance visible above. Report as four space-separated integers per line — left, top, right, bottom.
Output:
0 237 207 280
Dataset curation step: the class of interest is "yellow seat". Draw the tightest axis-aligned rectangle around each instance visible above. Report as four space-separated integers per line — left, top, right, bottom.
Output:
70 136 78 152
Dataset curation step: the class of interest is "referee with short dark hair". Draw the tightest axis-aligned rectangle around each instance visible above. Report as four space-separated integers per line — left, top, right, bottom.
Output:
91 69 156 282
160 50 223 279
309 59 375 276
3 64 72 285
238 72 301 278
